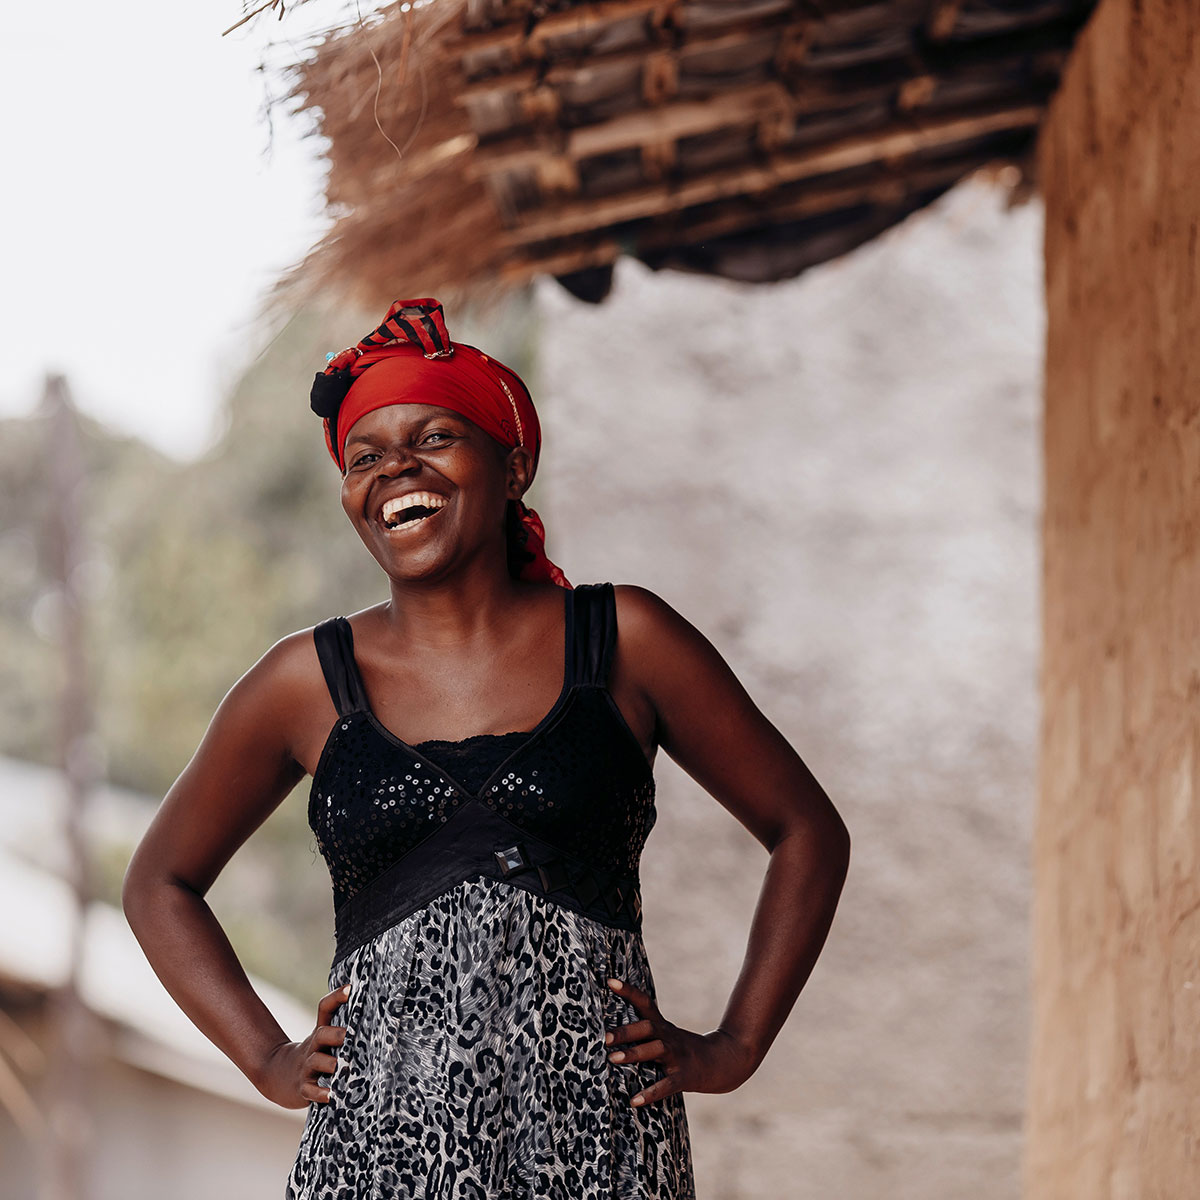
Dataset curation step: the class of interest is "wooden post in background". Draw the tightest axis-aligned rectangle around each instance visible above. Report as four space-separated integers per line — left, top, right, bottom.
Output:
37 373 101 1200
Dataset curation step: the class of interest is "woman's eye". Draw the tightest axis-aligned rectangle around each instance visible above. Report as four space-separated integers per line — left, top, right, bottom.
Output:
351 432 452 465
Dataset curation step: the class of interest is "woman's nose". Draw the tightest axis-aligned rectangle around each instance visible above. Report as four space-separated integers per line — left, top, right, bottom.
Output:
375 444 419 474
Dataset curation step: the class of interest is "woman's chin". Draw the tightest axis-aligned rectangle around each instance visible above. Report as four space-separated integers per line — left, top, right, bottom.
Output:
364 532 473 585
353 508 507 584
368 542 449 582
356 509 443 570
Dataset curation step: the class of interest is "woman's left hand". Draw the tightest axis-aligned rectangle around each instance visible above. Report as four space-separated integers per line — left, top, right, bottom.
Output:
604 977 758 1107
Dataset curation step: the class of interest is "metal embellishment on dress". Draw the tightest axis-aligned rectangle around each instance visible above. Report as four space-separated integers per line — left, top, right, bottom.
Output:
493 842 530 876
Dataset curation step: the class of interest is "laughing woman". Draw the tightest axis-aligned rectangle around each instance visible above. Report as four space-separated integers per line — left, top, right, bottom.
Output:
122 298 851 1199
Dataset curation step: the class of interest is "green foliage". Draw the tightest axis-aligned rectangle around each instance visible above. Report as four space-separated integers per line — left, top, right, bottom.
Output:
2 294 539 1003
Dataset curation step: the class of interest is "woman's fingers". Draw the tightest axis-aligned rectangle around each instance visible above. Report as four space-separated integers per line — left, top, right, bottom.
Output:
298 984 351 1105
300 1080 333 1104
304 1037 342 1105
605 1016 654 1047
607 977 655 1015
316 983 351 1026
604 977 691 1108
312 1023 348 1049
630 1073 681 1108
608 1037 666 1065
605 977 661 1052
308 1050 340 1075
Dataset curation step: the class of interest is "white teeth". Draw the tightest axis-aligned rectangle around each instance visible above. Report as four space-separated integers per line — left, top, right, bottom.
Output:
384 510 437 534
380 491 448 524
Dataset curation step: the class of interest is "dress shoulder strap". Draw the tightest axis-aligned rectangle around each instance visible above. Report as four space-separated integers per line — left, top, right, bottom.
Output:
569 582 618 689
313 616 371 718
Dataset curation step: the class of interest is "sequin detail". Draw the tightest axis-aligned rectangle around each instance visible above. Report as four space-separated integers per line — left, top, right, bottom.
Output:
307 687 657 911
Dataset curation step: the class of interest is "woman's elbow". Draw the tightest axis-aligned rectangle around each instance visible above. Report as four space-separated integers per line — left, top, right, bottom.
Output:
121 857 151 925
830 814 851 874
121 845 170 927
810 801 851 877
775 798 850 871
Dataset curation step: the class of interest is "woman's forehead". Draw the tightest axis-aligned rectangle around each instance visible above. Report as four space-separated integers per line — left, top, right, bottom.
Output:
346 403 477 440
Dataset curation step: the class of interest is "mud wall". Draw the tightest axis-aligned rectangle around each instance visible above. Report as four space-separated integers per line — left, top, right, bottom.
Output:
1029 1 1200 1193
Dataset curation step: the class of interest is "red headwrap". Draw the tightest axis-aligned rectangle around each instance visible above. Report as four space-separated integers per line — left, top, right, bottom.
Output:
311 299 570 589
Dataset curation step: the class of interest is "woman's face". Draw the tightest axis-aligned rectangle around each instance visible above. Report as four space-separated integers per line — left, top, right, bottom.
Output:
339 402 531 583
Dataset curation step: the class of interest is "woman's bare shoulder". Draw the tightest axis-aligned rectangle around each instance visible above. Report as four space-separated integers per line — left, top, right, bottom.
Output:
609 583 723 687
252 623 321 677
611 583 700 648
610 581 756 710
228 622 337 717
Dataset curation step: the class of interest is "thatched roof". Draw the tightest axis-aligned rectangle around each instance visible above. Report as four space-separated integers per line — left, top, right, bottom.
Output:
287 0 1099 306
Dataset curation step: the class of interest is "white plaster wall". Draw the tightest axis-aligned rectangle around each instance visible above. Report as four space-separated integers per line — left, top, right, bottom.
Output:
532 175 1043 1200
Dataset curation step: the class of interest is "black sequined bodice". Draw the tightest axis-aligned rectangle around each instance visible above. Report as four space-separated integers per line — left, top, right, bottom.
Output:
410 731 530 798
308 583 657 961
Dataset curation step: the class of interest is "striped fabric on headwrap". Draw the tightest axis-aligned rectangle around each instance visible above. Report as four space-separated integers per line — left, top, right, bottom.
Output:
310 298 570 589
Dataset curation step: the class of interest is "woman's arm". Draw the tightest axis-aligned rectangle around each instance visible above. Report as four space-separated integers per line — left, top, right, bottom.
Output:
607 584 851 1102
121 631 339 1106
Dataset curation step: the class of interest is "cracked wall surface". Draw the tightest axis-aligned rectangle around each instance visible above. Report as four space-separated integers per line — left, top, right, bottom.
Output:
1029 1 1200 1194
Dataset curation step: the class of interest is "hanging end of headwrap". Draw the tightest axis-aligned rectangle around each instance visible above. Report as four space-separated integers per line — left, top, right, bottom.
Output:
513 501 572 589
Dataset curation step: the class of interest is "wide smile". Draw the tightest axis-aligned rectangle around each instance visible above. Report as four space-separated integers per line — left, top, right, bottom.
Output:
376 490 449 537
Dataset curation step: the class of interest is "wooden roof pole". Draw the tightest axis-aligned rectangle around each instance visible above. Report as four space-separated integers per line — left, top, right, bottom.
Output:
456 18 1071 104
451 0 683 56
928 0 966 41
469 81 796 175
497 155 999 281
466 28 1064 179
457 8 797 100
499 101 1042 245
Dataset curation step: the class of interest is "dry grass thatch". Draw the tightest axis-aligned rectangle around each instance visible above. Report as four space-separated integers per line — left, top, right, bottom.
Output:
281 0 1100 309
277 0 504 314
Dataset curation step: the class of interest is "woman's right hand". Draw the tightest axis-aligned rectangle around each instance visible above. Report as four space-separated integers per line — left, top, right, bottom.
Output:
256 984 351 1109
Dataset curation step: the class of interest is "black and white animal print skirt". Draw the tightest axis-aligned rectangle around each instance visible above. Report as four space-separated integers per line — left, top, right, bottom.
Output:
284 876 697 1199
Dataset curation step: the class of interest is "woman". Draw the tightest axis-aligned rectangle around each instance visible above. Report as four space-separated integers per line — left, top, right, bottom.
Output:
122 298 851 1199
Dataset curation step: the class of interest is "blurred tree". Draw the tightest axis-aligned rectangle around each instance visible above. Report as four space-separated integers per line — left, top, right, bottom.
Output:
1 292 539 1001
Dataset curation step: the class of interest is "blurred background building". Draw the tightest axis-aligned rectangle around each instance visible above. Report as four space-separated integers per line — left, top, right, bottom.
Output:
0 757 310 1197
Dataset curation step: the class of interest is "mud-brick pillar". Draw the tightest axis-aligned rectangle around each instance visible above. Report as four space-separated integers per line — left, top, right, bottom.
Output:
1029 1 1200 1194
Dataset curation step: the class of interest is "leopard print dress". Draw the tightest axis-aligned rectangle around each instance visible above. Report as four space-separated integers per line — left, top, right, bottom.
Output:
284 583 697 1199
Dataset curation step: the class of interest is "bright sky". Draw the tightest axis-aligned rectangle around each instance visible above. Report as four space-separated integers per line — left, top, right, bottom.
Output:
2 1 377 460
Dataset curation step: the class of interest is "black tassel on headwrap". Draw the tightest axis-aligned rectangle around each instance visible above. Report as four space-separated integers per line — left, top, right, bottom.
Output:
310 365 356 420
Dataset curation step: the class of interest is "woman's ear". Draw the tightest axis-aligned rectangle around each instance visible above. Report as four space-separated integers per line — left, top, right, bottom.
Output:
506 446 534 499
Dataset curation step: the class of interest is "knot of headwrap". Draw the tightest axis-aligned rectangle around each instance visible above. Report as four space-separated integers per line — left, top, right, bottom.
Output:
311 298 570 589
